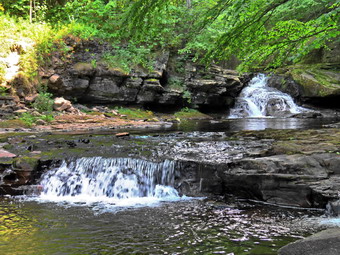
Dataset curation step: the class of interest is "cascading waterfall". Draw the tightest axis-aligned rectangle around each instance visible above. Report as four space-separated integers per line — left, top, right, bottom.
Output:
39 157 182 207
229 74 308 118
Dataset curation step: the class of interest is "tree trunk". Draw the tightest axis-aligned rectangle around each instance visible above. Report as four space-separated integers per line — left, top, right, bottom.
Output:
29 0 32 23
186 0 192 9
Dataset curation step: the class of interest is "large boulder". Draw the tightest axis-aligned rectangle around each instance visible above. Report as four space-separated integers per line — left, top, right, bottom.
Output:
268 65 340 108
278 228 340 255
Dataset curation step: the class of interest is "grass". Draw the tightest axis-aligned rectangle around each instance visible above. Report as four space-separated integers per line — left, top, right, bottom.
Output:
0 119 31 128
114 107 154 120
174 107 209 119
19 113 54 127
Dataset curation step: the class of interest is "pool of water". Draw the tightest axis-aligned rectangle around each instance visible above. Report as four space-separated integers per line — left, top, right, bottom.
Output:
1 117 339 254
0 197 325 255
173 118 339 132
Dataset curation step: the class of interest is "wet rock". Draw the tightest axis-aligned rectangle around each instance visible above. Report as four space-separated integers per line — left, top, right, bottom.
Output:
291 112 322 118
219 153 340 208
185 63 244 111
278 228 340 255
323 122 340 128
116 132 130 138
35 119 47 125
329 200 340 216
79 139 90 144
0 150 17 158
66 141 77 148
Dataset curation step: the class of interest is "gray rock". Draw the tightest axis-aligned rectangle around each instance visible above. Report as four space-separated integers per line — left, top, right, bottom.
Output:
278 228 340 255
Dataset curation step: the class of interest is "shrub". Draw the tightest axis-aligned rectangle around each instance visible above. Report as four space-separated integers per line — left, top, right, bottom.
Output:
32 92 54 113
19 112 54 127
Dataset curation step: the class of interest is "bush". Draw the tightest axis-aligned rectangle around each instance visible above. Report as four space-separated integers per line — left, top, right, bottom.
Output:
32 92 54 113
19 112 54 127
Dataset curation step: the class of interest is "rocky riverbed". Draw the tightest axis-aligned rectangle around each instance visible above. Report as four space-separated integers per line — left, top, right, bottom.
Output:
1 121 339 213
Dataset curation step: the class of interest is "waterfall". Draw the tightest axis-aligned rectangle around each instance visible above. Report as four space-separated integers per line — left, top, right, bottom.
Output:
229 74 307 118
39 157 182 207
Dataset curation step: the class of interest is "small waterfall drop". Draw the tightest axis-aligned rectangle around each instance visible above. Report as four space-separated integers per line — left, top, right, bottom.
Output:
229 74 307 118
39 157 183 207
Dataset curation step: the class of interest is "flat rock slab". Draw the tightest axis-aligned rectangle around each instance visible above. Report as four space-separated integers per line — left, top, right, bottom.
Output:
279 228 340 255
0 149 17 158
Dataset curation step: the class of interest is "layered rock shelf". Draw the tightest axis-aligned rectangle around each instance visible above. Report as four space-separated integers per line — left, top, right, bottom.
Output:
1 127 339 213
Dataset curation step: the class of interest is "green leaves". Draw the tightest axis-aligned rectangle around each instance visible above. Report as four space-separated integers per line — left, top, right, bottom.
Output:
2 0 339 73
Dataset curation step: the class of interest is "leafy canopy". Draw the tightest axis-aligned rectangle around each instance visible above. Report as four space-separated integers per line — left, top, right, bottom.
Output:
122 0 339 70
0 0 339 72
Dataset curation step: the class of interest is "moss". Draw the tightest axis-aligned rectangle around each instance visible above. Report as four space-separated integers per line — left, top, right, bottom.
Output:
13 156 39 170
88 111 104 116
174 108 210 120
73 62 94 72
288 64 340 97
115 107 154 120
0 133 30 143
0 158 15 165
146 78 159 82
108 67 129 76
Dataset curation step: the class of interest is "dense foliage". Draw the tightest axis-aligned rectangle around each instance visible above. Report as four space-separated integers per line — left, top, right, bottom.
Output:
123 0 339 70
0 0 339 77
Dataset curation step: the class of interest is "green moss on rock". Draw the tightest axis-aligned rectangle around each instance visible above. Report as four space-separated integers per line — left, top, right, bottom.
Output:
288 64 340 97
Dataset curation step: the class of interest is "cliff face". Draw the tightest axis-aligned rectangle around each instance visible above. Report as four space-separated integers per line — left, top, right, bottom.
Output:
39 38 246 112
2 36 338 112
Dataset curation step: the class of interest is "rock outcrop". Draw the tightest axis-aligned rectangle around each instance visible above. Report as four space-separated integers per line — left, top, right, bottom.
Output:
41 38 245 111
1 127 339 210
185 64 247 111
268 65 340 108
278 228 340 255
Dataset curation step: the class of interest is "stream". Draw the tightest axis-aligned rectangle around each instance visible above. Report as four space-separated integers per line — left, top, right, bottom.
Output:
1 74 339 254
0 196 328 255
1 117 339 255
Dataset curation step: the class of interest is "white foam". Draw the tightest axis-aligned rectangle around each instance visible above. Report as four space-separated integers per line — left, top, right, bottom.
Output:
229 74 309 118
36 157 189 209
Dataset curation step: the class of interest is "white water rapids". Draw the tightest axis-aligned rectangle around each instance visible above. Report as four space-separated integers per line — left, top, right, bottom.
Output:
38 157 186 208
229 74 308 118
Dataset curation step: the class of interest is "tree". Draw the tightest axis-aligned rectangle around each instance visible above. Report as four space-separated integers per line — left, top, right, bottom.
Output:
121 0 340 70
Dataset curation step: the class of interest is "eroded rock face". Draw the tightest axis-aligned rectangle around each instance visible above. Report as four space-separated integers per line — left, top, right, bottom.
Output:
43 38 245 110
185 64 246 111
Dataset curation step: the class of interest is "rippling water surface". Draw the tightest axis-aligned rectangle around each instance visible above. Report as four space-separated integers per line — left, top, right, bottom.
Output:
0 197 325 255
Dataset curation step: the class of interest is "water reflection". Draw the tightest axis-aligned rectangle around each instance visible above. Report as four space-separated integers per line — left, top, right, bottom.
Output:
0 198 322 255
176 118 339 132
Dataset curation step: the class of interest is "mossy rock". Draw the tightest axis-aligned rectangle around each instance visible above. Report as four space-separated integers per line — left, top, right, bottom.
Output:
288 64 340 97
13 156 39 171
73 62 95 74
108 67 129 76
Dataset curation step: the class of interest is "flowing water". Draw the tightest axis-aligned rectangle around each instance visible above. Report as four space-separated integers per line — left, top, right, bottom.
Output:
229 74 309 118
38 157 184 208
1 152 336 254
1 77 339 254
